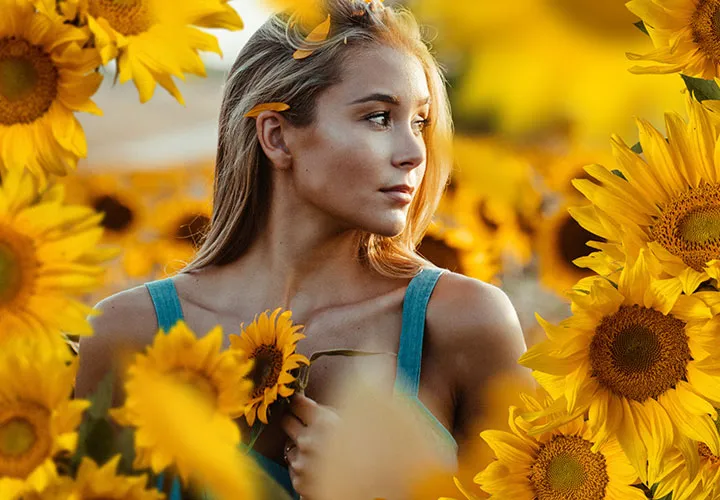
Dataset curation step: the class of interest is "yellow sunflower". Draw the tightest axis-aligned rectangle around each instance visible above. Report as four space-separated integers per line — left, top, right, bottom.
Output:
626 0 720 79
653 439 720 500
535 201 598 297
0 0 102 179
0 168 116 348
0 339 89 496
519 250 720 485
229 308 310 427
24 455 164 500
152 197 212 276
111 321 253 481
572 96 720 297
80 0 242 104
476 394 645 499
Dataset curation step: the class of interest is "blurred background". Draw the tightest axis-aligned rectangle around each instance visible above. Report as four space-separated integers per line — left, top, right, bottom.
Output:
70 0 687 348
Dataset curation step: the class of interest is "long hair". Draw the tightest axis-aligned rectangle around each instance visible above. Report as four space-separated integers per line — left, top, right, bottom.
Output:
182 0 454 278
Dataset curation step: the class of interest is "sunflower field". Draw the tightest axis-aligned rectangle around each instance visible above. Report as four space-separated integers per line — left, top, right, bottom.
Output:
6 0 720 498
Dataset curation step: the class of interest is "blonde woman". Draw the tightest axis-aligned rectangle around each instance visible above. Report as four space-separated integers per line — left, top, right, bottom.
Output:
76 0 528 498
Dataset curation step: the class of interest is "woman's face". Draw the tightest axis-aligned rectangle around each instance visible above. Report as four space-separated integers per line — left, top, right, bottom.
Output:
286 45 431 237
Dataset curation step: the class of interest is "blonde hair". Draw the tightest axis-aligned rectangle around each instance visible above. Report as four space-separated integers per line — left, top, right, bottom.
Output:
183 0 454 278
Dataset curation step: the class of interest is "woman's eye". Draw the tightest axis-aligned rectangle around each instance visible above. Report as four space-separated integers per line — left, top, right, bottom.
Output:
367 112 429 133
367 112 391 128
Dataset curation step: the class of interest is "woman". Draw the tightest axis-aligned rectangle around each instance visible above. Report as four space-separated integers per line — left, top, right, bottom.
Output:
75 0 529 498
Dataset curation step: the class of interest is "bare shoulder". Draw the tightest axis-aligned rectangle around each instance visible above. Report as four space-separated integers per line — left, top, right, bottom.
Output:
75 284 159 400
427 270 526 356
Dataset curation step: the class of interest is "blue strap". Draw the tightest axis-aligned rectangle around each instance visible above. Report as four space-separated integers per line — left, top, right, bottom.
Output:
393 267 445 396
145 278 184 331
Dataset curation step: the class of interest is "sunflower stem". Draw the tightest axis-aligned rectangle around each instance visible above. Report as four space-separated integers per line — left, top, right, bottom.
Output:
246 421 266 451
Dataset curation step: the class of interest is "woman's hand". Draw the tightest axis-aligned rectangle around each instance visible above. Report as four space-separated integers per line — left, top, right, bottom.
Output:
280 391 341 500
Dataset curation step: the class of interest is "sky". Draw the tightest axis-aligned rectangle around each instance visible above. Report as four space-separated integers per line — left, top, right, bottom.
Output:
202 0 273 71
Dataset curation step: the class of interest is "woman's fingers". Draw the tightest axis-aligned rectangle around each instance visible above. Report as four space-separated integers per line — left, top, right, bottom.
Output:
280 411 305 442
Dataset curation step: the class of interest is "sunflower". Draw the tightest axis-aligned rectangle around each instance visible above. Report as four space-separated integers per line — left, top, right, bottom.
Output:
25 455 164 500
152 198 212 275
519 250 720 485
653 439 720 500
535 201 599 297
0 0 102 179
110 321 253 481
626 0 720 79
0 339 89 496
450 136 541 266
571 96 720 297
0 168 116 347
229 308 310 426
81 0 242 104
116 372 275 499
476 394 645 500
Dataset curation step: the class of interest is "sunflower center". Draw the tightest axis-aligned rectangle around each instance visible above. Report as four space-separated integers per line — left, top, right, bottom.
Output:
0 37 58 125
174 214 210 249
652 183 720 271
530 435 608 499
88 0 155 36
0 225 37 308
249 345 284 399
92 195 134 233
692 0 720 64
699 442 720 464
0 402 52 478
589 305 691 402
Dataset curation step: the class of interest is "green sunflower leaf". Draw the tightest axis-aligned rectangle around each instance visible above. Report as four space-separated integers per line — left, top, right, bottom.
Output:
681 74 720 101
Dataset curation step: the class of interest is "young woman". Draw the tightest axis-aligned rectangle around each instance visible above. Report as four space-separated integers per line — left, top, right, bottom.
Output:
75 0 529 498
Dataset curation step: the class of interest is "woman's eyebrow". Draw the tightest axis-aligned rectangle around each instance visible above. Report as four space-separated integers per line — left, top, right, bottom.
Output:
348 93 431 106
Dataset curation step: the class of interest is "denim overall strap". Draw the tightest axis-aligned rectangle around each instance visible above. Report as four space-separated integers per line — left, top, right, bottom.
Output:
393 267 445 396
145 278 185 331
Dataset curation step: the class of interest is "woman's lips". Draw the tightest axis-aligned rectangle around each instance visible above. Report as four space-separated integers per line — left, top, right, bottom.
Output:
381 190 412 204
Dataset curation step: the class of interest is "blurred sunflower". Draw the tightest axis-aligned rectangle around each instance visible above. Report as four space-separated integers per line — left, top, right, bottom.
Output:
0 0 102 179
476 394 644 499
535 201 599 297
418 0 685 147
61 174 145 245
572 97 720 297
0 168 116 346
229 308 309 426
78 0 243 103
0 340 89 496
153 198 212 275
519 251 720 485
627 0 720 79
111 321 252 482
26 456 164 500
451 136 541 266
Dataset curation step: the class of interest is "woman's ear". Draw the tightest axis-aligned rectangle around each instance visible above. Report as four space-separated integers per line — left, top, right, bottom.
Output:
256 111 293 170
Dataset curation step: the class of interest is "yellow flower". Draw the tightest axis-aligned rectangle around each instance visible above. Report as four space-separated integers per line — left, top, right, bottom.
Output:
26 455 164 500
653 435 720 500
0 339 89 496
0 168 116 347
111 321 253 481
114 372 276 500
0 0 102 179
83 0 242 104
229 308 309 426
152 198 212 276
572 96 720 296
519 250 720 485
476 394 645 499
451 136 541 266
535 201 597 297
626 0 720 79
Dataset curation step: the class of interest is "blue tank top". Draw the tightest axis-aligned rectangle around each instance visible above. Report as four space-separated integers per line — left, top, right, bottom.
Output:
145 267 457 499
